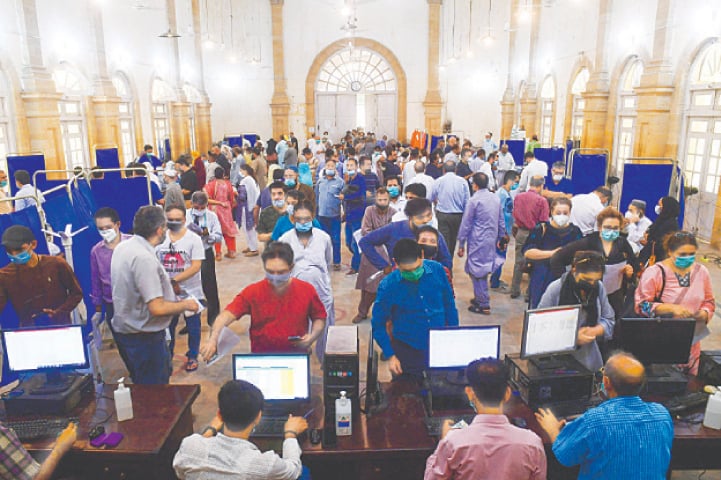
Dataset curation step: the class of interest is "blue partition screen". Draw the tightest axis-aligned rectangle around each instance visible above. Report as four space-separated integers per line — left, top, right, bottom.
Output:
430 135 444 153
570 154 607 195
225 136 244 146
502 140 526 166
620 163 677 223
96 148 120 169
243 134 259 145
533 147 565 184
90 177 152 231
7 154 46 195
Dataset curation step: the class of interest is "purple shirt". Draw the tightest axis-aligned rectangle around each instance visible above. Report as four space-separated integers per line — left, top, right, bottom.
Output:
90 234 132 306
425 415 547 480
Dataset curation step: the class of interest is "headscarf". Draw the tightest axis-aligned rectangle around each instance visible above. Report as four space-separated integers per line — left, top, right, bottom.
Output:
193 156 207 188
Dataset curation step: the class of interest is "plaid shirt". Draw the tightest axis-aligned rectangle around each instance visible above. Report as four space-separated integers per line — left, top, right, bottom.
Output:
0 424 40 479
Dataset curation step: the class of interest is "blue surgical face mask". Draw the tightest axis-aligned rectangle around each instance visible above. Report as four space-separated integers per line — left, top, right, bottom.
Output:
272 199 285 209
674 254 695 269
325 169 336 177
347 169 356 176
285 178 296 188
286 204 295 216
601 229 620 242
387 186 400 198
295 221 312 233
266 271 291 287
510 182 519 191
0 180 7 188
8 249 32 265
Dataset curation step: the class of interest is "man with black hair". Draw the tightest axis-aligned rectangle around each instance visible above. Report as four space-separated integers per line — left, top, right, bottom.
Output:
536 352 673 480
371 239 458 379
200 242 327 356
518 151 549 192
384 175 405 212
138 144 162 168
432 161 470 257
570 186 613 236
425 358 546 480
13 169 44 211
425 151 443 179
257 182 288 243
173 379 308 480
391 183 437 226
177 155 199 201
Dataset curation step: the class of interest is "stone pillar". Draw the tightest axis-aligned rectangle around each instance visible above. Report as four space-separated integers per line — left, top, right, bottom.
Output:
269 0 290 138
521 0 541 137
581 0 611 151
16 0 64 170
423 0 443 135
165 0 191 158
194 103 213 152
192 0 212 149
500 0 519 139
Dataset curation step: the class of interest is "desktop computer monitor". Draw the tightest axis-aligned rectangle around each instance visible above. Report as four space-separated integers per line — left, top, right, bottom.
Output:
428 326 500 384
619 318 695 365
520 305 582 370
232 354 310 402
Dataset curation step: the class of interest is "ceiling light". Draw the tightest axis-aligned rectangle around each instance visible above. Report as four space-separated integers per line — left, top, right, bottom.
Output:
158 29 181 38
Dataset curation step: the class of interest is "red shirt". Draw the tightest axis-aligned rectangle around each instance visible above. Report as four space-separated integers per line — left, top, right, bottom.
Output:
513 190 549 230
225 278 327 353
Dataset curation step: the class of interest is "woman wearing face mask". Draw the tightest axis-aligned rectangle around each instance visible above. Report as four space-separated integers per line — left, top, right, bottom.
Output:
623 199 652 255
204 167 239 260
539 251 615 371
636 231 714 375
278 201 335 361
639 196 681 267
523 197 583 309
235 164 260 257
551 207 640 322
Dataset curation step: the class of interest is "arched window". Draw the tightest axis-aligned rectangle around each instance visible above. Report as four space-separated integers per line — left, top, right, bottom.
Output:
570 68 589 140
539 76 555 145
316 48 397 93
0 71 14 173
682 42 721 239
113 73 136 165
183 84 203 152
151 78 175 161
613 59 643 175
53 64 90 169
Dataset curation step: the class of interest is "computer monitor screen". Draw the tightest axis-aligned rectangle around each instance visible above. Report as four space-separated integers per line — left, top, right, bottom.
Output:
428 326 501 369
619 318 695 365
232 354 310 401
521 305 581 359
1 325 88 373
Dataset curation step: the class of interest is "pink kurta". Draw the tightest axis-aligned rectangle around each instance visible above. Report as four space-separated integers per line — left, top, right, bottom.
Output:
635 262 715 375
204 179 239 236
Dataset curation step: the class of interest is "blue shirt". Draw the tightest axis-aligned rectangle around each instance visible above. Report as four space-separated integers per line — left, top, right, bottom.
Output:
315 176 345 217
270 215 322 241
358 220 453 271
372 260 458 357
546 177 574 194
553 396 673 480
497 188 514 235
344 173 367 221
432 173 470 214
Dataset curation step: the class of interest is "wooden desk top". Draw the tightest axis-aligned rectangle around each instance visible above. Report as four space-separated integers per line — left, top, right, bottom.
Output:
23 384 201 457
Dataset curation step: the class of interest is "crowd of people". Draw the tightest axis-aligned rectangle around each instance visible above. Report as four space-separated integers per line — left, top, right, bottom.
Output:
0 128 715 479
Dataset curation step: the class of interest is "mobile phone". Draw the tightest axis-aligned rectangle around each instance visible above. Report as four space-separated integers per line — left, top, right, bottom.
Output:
288 336 302 342
321 424 337 448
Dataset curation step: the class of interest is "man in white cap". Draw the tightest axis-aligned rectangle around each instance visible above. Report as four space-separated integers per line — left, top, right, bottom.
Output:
482 132 498 154
160 167 184 207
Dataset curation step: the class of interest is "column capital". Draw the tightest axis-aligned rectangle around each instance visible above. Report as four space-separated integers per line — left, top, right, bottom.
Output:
270 0 283 5
427 0 443 4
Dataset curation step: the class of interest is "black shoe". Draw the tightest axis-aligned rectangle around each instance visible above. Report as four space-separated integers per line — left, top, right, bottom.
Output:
179 326 189 335
510 292 520 299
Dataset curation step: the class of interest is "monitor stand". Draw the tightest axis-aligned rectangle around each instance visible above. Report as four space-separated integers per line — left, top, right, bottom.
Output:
529 355 570 372
445 369 468 386
29 372 78 395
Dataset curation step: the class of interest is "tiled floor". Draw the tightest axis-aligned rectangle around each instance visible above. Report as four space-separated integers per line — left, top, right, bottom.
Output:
98 233 721 479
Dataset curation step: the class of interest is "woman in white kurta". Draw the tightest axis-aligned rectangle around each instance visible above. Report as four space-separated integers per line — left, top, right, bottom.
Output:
235 164 260 256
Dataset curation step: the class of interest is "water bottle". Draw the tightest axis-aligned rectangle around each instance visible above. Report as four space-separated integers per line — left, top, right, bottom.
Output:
703 391 721 430
335 391 352 436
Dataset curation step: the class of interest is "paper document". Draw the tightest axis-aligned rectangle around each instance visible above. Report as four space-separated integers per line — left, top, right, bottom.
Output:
207 327 241 366
183 295 206 318
90 312 103 351
353 229 363 253
694 320 712 345
602 262 625 294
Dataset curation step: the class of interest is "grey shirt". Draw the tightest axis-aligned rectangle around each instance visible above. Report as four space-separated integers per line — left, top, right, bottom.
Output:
164 182 185 209
111 235 175 334
186 208 223 250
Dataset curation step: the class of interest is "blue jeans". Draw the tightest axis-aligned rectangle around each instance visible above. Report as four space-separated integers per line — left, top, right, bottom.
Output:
169 313 201 360
115 331 171 384
318 216 341 264
298 466 311 480
490 248 507 288
345 218 362 271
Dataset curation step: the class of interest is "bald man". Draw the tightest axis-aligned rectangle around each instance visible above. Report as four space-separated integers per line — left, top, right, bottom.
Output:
535 352 673 480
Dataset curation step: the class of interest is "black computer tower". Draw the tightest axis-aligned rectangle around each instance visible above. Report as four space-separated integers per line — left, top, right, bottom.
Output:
323 326 359 421
700 350 721 386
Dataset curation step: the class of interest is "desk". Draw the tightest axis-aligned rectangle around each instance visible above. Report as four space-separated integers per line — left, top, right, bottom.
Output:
21 384 200 480
261 381 721 480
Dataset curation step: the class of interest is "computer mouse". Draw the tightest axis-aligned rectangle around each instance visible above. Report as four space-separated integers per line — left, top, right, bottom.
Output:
310 428 322 445
511 417 528 429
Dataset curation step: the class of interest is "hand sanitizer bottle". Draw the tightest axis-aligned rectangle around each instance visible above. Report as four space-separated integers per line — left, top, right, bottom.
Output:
114 377 134 422
335 391 352 436
703 391 721 430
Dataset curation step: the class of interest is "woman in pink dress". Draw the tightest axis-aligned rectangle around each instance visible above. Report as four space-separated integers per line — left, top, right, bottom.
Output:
636 231 715 375
204 166 239 260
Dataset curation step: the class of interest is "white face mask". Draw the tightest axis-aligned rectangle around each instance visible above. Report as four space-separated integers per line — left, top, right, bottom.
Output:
552 174 563 182
99 228 118 243
655 205 662 215
625 210 639 222
552 214 570 227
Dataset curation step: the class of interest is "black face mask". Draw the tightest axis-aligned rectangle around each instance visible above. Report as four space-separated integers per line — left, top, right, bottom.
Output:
576 279 599 294
167 220 184 232
420 244 438 259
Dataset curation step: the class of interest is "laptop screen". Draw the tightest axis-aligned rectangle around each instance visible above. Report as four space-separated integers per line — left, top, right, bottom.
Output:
232 354 310 401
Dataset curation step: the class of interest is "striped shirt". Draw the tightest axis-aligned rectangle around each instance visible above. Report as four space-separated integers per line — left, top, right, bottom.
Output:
553 396 673 480
0 424 40 479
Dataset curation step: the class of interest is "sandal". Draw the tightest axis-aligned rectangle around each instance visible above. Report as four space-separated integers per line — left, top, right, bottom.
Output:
185 358 199 372
215 253 222 262
468 305 491 315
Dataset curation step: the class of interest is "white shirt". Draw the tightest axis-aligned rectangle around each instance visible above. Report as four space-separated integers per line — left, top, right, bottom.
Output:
518 159 549 191
14 184 45 211
408 173 435 199
570 193 605 236
443 152 459 164
392 209 439 228
626 215 653 254
173 434 302 480
477 162 497 191
482 139 498 153
402 160 418 185
497 152 515 172
389 197 406 214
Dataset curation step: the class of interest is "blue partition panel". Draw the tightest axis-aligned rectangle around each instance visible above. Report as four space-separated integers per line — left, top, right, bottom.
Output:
7 154 47 195
533 147 566 184
566 140 574 163
243 134 259 145
570 154 607 196
620 163 676 223
502 139 526 166
430 135 444 153
90 177 152 231
225 136 244 147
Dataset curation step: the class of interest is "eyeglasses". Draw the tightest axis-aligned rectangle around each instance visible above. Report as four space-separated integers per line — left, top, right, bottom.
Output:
673 231 695 239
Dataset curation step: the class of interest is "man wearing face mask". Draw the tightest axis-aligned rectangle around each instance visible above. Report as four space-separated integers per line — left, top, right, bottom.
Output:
457 173 506 315
544 161 573 198
416 226 455 295
200 242 327 357
283 167 316 214
156 206 206 372
623 199 652 254
538 251 615 371
0 226 83 327
372 239 458 380
343 157 367 275
111 206 200 384
425 358 546 480
257 182 288 243
90 207 131 358
385 176 405 213
0 170 11 214
316 159 345 270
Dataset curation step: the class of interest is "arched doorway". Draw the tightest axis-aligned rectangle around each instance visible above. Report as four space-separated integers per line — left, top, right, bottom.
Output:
306 38 407 141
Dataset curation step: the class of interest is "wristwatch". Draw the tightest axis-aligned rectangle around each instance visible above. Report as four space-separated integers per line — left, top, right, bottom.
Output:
201 426 218 437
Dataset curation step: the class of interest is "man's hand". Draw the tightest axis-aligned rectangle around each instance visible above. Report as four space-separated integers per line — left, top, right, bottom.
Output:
440 419 454 439
694 309 710 325
576 327 596 346
183 299 199 313
623 264 634 278
187 223 202 235
284 415 309 438
534 408 565 443
41 308 56 318
200 338 218 361
290 334 313 350
457 247 465 258
209 414 224 431
388 355 403 376
54 423 77 456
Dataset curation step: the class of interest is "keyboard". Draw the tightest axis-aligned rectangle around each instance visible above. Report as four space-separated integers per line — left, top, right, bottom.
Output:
251 416 288 438
662 392 709 415
424 415 476 437
7 417 79 441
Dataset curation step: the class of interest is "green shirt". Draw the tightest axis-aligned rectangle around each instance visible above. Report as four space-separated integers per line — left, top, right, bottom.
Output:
257 207 284 235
